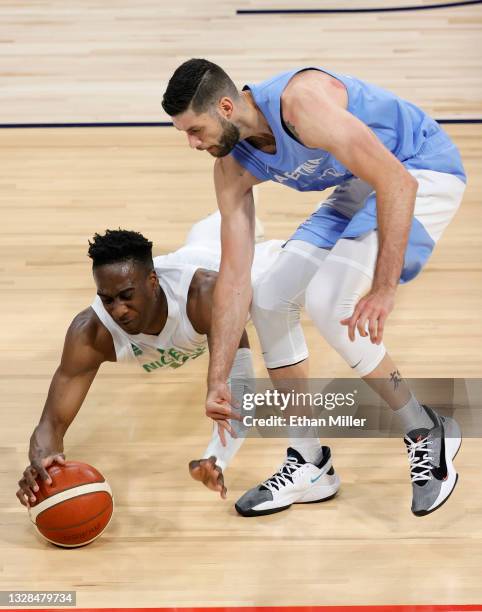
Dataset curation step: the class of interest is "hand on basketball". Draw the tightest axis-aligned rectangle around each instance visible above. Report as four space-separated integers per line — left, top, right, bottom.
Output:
340 287 395 345
188 456 227 499
16 453 66 507
205 383 241 446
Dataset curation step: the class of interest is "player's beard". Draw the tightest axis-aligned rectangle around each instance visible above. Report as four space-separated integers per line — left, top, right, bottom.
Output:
209 116 240 157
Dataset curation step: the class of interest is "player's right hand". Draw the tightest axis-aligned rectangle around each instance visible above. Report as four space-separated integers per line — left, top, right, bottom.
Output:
188 456 227 499
205 383 241 446
16 453 66 507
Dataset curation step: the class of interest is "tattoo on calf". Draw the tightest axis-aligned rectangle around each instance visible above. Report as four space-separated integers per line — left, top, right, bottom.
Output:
390 369 402 391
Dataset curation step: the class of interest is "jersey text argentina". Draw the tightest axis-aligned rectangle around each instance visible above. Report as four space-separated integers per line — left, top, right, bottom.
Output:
231 66 466 191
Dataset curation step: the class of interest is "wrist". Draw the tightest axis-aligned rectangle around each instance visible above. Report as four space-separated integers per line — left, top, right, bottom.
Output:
39 418 67 438
207 379 226 394
207 381 227 395
29 422 64 460
372 280 397 294
208 363 231 391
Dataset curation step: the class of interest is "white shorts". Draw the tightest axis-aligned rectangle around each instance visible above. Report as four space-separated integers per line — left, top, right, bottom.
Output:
159 211 282 283
290 169 466 283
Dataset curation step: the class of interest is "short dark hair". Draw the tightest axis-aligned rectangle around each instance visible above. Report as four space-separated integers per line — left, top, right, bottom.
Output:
162 58 238 117
88 229 153 269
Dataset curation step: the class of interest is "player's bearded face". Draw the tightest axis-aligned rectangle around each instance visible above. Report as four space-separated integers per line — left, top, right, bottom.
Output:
208 114 240 158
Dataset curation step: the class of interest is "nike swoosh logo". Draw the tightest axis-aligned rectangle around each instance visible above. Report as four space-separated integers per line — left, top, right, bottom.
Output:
432 421 448 481
311 473 323 484
350 359 362 369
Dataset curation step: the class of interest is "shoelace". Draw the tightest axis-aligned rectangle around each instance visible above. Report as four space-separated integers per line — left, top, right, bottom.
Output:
261 455 304 492
405 435 434 483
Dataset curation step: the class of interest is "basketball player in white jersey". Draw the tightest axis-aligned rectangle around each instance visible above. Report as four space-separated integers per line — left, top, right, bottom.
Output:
17 214 338 506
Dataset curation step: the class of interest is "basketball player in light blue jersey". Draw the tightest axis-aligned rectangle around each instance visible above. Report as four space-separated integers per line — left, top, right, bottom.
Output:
163 59 466 517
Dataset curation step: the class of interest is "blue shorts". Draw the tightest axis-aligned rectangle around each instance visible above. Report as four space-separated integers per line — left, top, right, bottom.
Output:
290 166 466 283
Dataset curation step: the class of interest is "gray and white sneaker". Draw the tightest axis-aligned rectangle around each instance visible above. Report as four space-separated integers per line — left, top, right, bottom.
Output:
404 405 462 516
235 446 340 517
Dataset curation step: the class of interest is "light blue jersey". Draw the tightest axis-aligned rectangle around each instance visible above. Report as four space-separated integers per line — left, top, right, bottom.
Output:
231 67 466 282
231 67 466 188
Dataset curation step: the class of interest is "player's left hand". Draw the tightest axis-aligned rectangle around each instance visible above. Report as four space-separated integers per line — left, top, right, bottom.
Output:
188 456 227 499
340 286 396 344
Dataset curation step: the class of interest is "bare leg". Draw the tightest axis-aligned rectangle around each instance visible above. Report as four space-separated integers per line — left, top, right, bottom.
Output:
362 352 411 410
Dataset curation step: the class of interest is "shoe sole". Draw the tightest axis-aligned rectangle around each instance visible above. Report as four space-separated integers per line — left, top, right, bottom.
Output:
235 475 340 517
235 490 338 517
412 417 462 517
235 502 292 517
412 473 459 517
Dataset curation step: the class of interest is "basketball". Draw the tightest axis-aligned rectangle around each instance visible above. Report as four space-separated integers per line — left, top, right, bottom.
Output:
28 461 113 548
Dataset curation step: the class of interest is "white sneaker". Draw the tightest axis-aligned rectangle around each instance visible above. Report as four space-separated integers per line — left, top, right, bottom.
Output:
235 446 340 517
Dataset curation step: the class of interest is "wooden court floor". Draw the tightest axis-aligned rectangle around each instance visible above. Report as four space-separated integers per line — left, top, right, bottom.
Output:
2 0 481 124
0 125 481 608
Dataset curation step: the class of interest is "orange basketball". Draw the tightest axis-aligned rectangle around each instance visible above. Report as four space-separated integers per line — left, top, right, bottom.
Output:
28 461 114 548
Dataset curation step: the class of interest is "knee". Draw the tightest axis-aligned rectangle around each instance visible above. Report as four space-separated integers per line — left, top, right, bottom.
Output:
250 275 308 370
251 278 302 349
251 274 300 320
305 278 356 344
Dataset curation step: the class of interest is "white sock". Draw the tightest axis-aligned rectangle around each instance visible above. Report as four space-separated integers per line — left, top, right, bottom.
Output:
202 348 255 471
289 437 322 464
395 394 433 434
203 423 244 471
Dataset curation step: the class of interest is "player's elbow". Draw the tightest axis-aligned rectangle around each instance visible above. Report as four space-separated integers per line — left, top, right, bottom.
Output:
403 170 418 195
386 166 418 198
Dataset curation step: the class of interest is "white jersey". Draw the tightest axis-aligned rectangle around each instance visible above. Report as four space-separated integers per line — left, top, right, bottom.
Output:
91 240 282 374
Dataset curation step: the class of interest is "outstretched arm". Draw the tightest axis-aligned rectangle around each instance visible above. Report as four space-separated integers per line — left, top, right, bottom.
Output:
205 156 263 424
187 268 256 498
16 308 114 506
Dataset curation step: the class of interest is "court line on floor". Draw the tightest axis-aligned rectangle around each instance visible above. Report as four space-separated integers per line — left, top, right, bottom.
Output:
236 0 482 14
0 119 481 129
